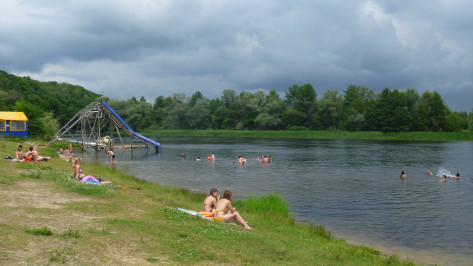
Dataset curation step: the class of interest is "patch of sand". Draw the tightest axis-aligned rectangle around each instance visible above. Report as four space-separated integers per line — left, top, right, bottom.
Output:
0 180 89 209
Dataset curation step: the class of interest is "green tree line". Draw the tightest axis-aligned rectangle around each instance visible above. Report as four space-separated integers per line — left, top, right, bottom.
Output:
106 84 473 133
2 69 473 136
0 70 100 137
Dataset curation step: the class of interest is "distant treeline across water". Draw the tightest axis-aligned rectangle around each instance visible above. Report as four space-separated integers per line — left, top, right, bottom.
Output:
1 70 472 137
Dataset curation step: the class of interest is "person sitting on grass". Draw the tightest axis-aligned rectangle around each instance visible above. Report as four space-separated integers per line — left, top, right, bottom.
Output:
214 190 253 230
15 145 25 161
81 175 112 184
73 158 85 180
25 147 36 162
32 146 51 161
201 188 219 217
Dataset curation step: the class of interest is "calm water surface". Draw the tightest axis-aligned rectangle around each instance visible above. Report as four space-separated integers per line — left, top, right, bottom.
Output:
80 137 473 265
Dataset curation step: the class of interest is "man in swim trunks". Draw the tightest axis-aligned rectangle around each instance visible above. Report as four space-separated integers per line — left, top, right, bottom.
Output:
106 149 115 163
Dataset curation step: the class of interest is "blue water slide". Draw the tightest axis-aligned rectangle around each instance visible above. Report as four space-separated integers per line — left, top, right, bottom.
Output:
99 100 161 150
99 100 135 134
133 132 161 149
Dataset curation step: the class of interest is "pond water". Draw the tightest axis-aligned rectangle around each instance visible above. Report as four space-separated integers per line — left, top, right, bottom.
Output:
79 137 473 265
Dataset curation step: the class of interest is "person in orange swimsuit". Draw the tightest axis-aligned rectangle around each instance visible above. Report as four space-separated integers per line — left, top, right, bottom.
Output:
201 188 219 217
214 190 252 230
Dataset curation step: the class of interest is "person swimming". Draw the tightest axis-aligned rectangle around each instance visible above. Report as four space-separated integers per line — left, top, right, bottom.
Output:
448 173 460 179
400 170 407 179
208 153 215 161
238 156 246 164
428 169 434 176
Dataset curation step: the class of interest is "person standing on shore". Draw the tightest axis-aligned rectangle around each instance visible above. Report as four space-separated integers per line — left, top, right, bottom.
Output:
106 149 115 164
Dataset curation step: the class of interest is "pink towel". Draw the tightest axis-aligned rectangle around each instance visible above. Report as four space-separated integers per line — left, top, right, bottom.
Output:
81 176 99 183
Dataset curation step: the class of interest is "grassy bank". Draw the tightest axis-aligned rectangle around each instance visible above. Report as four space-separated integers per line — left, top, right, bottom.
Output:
0 137 416 265
140 129 473 142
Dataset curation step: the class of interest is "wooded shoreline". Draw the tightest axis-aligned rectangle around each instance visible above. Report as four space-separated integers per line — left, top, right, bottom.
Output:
141 129 473 141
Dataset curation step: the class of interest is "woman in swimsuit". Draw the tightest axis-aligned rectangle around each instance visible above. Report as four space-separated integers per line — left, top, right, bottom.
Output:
73 158 85 180
203 188 219 214
33 146 50 161
214 190 253 230
16 145 25 161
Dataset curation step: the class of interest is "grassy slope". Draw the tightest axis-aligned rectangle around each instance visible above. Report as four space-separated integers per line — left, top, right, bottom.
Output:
0 137 416 265
140 129 473 141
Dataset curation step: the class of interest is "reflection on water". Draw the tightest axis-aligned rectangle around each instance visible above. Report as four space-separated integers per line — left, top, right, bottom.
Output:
79 137 473 265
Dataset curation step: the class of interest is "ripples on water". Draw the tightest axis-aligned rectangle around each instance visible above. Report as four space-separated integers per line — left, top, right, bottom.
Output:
80 137 473 265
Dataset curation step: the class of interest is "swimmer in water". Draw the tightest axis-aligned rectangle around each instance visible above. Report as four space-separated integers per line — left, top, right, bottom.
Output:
448 173 460 179
196 157 201 161
400 170 407 179
238 155 246 164
208 153 215 161
442 175 447 182
428 169 434 176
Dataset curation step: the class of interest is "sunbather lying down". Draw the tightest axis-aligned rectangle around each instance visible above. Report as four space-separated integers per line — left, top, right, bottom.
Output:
81 175 112 184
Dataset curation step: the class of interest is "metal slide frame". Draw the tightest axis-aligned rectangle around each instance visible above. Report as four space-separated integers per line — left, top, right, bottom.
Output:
48 101 160 152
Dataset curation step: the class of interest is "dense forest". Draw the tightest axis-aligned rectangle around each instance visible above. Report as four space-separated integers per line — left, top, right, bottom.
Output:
105 84 473 133
1 70 472 137
0 70 100 137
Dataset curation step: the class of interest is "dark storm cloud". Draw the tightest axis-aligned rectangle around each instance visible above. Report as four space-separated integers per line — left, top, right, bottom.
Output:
1 0 472 111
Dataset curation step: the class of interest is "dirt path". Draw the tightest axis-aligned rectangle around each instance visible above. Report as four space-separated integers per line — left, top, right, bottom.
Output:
0 179 157 265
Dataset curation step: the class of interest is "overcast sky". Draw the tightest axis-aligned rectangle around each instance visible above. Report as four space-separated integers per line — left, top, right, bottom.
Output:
1 0 472 111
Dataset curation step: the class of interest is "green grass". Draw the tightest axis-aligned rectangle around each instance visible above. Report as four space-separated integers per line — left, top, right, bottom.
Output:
20 169 42 179
56 175 115 196
140 129 473 141
0 137 419 265
0 174 14 185
26 226 53 236
234 194 290 218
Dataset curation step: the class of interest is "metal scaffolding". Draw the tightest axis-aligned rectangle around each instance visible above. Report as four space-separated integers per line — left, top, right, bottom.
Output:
48 102 124 150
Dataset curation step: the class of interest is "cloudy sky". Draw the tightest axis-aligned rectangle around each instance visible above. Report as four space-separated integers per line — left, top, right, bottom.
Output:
1 0 472 111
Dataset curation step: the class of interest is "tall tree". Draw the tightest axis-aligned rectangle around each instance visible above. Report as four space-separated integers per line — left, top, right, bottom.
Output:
365 88 412 132
342 85 373 131
317 90 344 129
185 97 211 129
189 91 204 107
283 83 317 128
162 93 188 129
427 91 448 131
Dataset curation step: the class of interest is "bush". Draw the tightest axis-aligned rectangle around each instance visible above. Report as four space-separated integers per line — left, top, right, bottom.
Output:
26 226 53 236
